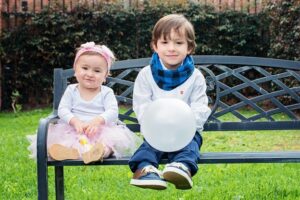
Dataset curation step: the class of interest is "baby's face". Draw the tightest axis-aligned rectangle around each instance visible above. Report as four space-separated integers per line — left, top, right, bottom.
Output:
74 54 108 90
153 28 191 70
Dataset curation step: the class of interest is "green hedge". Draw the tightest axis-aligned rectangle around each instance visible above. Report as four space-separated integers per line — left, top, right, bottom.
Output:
266 0 300 60
0 2 298 110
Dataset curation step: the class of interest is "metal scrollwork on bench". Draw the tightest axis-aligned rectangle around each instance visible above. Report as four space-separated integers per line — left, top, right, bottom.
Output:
197 65 220 121
207 64 300 122
106 68 140 124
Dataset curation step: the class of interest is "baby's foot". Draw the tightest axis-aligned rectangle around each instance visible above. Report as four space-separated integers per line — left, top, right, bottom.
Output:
102 144 113 158
48 144 80 161
82 143 105 164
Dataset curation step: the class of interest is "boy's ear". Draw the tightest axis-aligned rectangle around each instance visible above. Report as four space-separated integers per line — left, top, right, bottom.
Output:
187 47 193 55
151 42 158 52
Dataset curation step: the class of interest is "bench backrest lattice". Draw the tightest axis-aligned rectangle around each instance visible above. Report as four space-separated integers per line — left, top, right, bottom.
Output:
53 55 300 132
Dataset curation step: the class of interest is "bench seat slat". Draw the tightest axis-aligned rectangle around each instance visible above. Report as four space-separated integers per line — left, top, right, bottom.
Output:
48 151 300 166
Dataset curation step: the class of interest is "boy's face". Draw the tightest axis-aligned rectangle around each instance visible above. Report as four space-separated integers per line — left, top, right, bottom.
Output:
153 28 191 70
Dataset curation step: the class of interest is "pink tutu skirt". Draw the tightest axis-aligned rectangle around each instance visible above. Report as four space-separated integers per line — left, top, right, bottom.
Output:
27 120 142 159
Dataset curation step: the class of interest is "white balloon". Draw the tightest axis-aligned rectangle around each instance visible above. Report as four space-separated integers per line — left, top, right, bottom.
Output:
141 98 196 152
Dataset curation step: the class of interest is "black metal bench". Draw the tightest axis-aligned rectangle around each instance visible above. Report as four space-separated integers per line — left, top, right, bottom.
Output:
37 55 300 200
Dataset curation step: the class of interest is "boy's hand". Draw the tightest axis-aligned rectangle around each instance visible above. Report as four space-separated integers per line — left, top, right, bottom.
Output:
84 116 105 138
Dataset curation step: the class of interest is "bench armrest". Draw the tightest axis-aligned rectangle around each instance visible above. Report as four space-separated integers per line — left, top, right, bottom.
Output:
37 113 59 164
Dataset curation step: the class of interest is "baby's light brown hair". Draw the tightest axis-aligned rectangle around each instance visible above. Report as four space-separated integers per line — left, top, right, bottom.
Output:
151 14 196 54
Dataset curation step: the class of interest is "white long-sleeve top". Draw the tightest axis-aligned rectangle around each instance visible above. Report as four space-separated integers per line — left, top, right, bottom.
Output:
58 84 118 125
133 65 211 132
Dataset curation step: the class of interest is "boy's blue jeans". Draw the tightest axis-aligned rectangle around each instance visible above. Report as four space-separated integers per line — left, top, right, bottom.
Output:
128 132 203 176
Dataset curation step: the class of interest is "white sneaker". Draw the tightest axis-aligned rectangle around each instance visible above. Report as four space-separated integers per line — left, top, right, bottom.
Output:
163 162 192 190
130 165 167 190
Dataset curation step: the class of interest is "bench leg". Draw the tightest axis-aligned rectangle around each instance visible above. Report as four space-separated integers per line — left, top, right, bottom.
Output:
55 166 64 200
37 162 48 200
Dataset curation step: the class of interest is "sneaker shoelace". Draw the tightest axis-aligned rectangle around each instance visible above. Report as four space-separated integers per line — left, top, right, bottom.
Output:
142 165 164 178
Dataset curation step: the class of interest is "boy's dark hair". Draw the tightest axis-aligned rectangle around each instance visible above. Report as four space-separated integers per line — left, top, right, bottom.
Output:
151 14 196 54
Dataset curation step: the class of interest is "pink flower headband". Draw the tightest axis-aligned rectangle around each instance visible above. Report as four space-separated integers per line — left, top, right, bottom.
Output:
73 42 115 70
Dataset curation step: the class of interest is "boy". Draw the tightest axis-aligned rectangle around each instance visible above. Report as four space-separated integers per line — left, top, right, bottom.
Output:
129 14 211 190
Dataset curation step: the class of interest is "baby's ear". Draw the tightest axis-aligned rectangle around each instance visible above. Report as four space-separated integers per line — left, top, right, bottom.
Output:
106 71 111 77
103 73 110 83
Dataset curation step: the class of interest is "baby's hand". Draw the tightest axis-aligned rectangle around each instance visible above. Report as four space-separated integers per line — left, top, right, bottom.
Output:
84 124 98 138
69 117 86 134
84 116 105 138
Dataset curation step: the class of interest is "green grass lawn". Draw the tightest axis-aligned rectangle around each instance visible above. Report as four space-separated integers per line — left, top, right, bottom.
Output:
0 108 299 200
